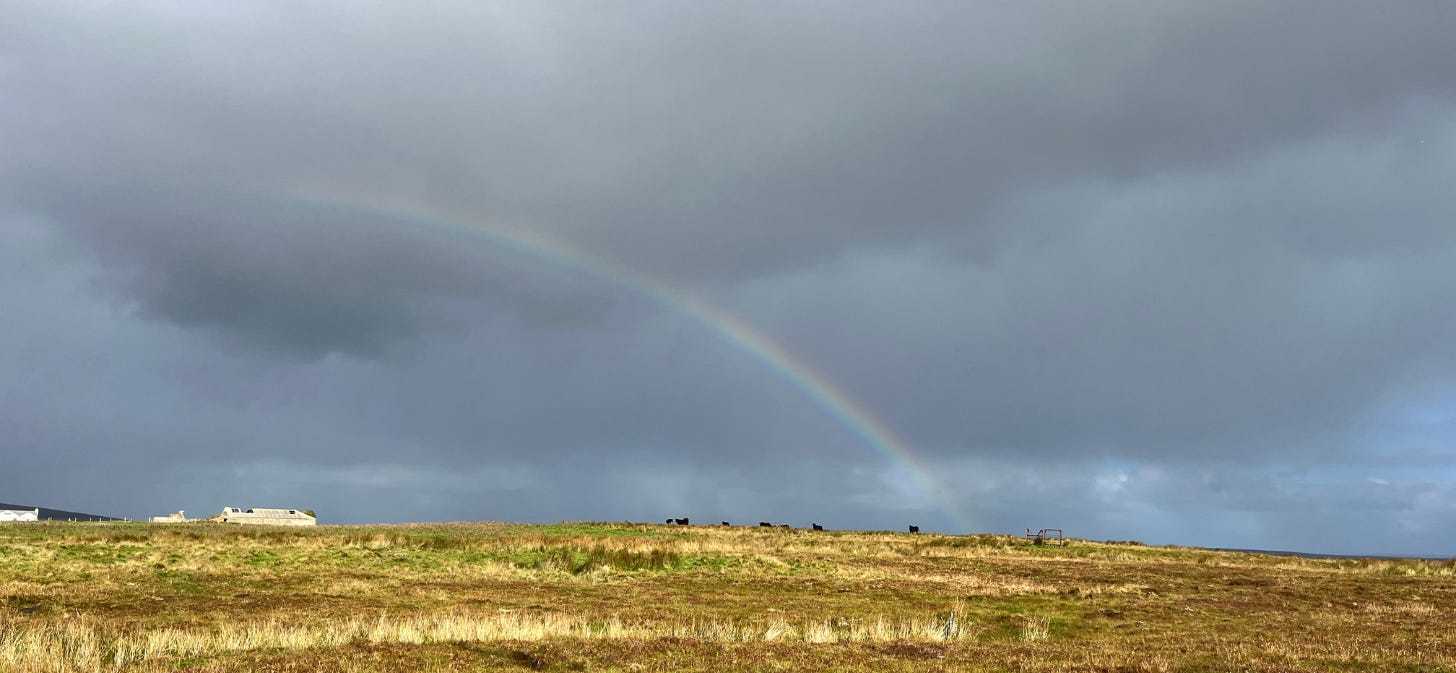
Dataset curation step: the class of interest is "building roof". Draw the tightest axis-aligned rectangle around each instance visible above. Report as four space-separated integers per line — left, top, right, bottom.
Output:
222 507 314 518
0 502 123 521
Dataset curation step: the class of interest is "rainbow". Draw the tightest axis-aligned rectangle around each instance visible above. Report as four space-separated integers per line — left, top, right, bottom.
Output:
271 193 970 532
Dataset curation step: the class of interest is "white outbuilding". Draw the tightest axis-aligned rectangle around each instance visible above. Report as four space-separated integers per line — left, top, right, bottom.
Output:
0 509 39 522
217 507 316 526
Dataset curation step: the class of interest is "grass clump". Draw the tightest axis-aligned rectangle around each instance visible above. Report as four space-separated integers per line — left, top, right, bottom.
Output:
517 545 683 574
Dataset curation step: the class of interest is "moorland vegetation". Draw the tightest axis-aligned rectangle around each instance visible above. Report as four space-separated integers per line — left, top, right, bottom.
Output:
1 521 1452 672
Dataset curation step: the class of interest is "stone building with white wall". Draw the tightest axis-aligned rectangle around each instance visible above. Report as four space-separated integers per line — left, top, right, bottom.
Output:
217 507 316 526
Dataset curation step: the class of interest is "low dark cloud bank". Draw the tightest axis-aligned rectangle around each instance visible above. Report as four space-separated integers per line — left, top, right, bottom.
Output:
2 1 1454 554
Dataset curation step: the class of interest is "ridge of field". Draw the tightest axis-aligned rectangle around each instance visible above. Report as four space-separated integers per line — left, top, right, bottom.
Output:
1 521 1452 672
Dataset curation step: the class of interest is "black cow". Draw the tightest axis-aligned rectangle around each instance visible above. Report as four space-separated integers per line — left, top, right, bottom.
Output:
721 521 730 526
674 517 690 526
811 523 824 531
779 524 791 529
908 525 920 534
759 522 772 527
666 518 674 524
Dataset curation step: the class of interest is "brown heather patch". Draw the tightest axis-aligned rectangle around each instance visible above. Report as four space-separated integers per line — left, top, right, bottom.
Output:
0 521 1452 671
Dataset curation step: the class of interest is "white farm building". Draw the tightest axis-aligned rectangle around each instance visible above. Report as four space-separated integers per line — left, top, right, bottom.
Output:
0 509 39 522
217 507 316 526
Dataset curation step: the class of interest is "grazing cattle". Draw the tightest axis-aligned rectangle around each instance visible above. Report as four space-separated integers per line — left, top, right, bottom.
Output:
665 518 674 524
759 522 772 527
674 517 689 526
908 525 920 534
779 524 791 529
811 523 824 531
721 521 730 526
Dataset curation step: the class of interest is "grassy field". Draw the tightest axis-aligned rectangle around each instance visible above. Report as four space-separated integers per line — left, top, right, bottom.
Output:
0 522 1452 672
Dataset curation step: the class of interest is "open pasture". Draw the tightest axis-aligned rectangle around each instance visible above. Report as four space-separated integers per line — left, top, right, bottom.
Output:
1 522 1452 672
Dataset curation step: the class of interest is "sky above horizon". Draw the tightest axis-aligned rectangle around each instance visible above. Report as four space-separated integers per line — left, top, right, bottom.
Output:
3 1 1454 555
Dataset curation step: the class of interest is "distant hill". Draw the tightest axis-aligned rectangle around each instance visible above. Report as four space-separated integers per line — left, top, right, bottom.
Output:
0 502 124 522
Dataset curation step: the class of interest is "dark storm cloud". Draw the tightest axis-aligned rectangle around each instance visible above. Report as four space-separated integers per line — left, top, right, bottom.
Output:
7 1 1454 278
21 187 631 358
2 1 1455 554
731 125 1456 464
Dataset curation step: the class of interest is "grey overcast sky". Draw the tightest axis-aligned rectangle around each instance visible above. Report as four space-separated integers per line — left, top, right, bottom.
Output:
3 1 1454 555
